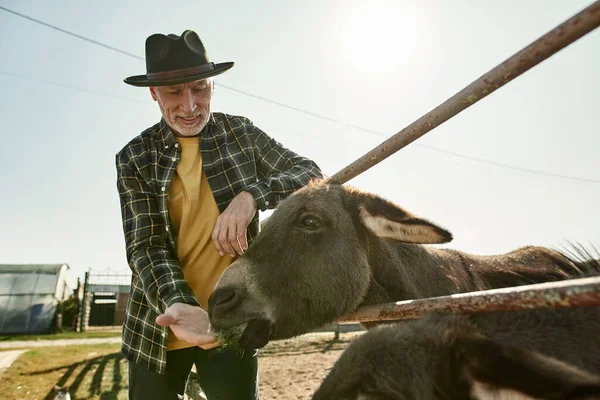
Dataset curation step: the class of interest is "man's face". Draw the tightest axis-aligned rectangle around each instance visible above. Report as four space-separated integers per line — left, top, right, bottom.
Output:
150 79 214 137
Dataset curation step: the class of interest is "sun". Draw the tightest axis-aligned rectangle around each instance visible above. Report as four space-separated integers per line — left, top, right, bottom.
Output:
337 1 423 75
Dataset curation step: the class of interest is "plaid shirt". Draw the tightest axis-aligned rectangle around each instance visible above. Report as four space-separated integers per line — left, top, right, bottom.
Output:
116 112 322 374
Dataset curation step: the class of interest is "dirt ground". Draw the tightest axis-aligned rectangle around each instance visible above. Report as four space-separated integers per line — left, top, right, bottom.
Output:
257 331 364 399
0 331 364 399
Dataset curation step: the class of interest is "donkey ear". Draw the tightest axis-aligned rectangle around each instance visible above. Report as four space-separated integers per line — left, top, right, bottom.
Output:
353 190 452 244
455 337 600 400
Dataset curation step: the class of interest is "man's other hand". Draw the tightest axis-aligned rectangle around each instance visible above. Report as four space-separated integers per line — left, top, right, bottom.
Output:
212 191 257 256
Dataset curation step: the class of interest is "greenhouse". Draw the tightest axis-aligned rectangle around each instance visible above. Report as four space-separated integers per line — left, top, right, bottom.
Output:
0 264 72 334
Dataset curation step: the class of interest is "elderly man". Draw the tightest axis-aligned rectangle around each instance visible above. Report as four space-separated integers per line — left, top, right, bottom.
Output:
117 30 322 400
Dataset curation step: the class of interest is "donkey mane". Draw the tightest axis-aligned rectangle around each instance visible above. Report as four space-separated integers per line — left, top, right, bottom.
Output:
364 241 599 306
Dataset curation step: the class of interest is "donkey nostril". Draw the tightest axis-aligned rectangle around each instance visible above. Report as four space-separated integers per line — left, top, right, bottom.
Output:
210 285 243 312
217 288 235 304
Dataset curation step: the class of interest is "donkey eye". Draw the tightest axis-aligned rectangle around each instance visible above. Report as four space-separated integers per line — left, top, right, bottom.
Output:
300 215 321 231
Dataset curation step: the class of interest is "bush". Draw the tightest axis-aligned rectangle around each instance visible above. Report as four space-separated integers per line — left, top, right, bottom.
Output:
56 297 78 331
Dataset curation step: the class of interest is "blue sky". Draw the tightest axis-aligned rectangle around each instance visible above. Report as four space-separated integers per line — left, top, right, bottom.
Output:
1 0 599 287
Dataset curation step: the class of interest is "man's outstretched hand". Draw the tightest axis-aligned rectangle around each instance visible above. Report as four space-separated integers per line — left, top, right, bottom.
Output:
156 303 221 349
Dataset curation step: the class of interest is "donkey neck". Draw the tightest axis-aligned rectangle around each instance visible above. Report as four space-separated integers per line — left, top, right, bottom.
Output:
361 238 486 306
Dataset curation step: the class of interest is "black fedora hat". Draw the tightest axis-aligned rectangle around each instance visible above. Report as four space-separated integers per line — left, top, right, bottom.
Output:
124 30 234 87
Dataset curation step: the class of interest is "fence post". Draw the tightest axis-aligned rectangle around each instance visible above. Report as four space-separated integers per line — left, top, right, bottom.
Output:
78 271 89 332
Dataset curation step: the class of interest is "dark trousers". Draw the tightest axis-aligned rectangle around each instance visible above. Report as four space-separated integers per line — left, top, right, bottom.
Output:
129 346 259 400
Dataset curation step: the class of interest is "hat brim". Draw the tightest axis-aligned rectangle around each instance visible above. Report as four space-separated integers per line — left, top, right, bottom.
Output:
123 62 234 87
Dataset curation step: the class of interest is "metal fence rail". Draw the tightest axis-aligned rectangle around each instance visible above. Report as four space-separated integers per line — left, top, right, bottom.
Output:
327 1 600 185
338 276 600 323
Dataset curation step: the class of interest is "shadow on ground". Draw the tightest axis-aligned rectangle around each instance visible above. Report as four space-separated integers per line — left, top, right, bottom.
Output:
31 352 126 400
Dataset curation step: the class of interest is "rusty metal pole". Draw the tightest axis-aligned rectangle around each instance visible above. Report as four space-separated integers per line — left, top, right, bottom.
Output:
327 1 600 185
337 276 600 323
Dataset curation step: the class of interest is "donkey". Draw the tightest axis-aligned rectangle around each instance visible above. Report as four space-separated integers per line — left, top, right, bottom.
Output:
208 180 598 350
314 306 600 399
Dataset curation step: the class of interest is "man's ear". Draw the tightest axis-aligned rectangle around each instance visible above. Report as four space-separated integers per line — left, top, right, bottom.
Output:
149 87 158 101
454 336 600 400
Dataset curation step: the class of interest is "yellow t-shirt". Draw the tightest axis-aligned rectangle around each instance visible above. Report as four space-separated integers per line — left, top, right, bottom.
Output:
167 136 235 351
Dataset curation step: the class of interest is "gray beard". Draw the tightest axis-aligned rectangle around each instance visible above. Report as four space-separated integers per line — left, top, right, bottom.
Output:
171 115 209 137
